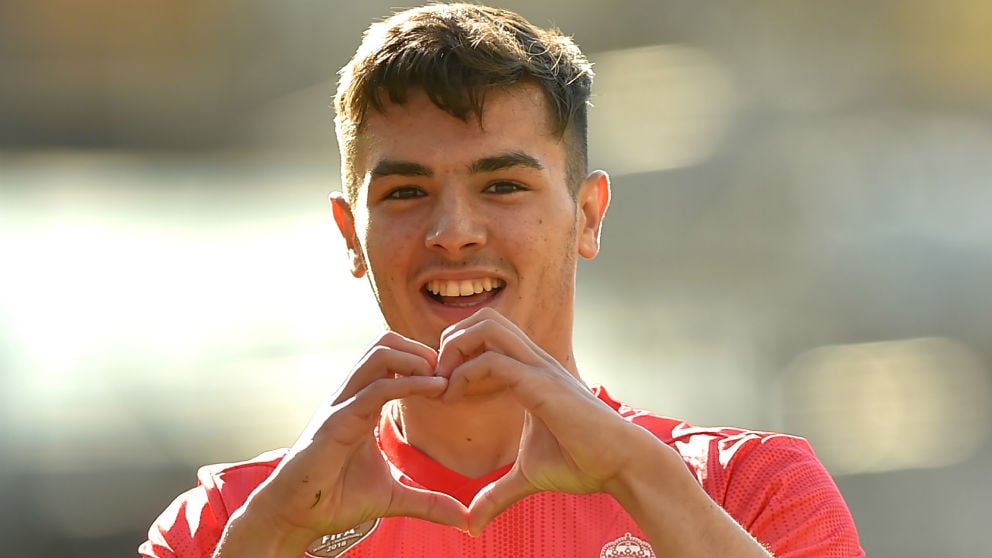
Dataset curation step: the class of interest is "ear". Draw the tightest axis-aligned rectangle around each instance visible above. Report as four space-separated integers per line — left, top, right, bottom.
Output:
329 191 367 278
576 170 611 259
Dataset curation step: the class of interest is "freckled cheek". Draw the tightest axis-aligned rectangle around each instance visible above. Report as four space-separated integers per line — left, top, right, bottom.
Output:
362 231 417 291
364 218 419 250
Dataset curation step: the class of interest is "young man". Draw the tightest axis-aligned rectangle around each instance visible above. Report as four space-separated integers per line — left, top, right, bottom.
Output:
141 4 864 557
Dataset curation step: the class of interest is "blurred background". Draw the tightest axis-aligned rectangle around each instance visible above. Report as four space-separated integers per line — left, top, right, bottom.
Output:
2 1 991 556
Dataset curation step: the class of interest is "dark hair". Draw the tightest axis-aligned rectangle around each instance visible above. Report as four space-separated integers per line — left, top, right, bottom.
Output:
334 3 594 202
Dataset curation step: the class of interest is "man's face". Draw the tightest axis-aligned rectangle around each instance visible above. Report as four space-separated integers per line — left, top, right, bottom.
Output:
334 84 606 358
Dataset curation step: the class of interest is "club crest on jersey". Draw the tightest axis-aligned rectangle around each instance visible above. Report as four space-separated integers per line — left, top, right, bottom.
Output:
600 532 656 558
305 518 380 557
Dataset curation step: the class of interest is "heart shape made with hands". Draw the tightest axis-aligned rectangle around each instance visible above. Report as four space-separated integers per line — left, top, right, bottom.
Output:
318 309 624 536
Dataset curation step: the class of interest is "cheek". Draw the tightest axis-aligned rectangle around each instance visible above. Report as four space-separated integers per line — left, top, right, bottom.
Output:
364 215 419 256
518 219 577 281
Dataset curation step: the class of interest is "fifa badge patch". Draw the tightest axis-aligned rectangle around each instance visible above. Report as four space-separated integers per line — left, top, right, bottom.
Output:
305 518 380 557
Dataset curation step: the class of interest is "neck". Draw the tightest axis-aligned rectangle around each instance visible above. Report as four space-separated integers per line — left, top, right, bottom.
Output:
393 391 526 479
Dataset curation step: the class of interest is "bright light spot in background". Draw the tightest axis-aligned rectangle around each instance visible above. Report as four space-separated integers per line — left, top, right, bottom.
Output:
0 156 384 473
777 337 992 475
588 45 736 175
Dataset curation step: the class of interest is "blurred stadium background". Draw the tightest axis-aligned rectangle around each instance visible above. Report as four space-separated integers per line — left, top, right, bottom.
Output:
2 1 991 556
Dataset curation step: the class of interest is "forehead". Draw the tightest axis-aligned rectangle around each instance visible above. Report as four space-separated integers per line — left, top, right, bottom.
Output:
353 84 566 178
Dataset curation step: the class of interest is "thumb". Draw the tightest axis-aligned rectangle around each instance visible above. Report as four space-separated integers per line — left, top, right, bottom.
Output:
467 469 538 536
386 483 470 532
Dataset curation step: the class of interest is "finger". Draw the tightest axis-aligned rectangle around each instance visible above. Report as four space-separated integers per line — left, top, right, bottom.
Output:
441 351 529 402
316 376 449 445
435 316 543 379
345 375 448 422
378 330 440 369
438 308 533 356
440 307 520 340
385 482 470 532
467 468 538 536
332 333 438 404
444 351 605 436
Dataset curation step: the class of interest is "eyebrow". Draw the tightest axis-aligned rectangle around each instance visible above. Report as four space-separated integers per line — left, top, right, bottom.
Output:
370 160 433 178
468 151 545 174
369 151 544 179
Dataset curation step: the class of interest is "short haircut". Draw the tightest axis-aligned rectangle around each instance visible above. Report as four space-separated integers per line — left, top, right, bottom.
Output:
334 3 594 203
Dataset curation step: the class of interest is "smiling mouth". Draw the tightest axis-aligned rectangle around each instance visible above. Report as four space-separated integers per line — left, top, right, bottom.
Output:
425 278 506 306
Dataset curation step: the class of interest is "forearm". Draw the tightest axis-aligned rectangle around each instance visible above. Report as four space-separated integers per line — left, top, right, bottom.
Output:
605 427 773 558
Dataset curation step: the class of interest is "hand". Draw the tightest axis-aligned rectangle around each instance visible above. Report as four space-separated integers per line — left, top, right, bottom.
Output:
433 308 650 536
223 332 469 557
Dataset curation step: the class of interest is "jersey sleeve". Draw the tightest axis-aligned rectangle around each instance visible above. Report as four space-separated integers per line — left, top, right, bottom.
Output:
717 434 865 558
138 452 282 558
138 468 233 558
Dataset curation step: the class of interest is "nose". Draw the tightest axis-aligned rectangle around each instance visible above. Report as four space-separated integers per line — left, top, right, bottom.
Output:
425 188 486 256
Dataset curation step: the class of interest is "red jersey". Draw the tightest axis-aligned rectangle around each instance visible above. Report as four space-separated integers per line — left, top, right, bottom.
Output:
140 386 864 558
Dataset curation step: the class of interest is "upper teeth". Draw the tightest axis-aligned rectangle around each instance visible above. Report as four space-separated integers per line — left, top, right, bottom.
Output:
427 278 504 297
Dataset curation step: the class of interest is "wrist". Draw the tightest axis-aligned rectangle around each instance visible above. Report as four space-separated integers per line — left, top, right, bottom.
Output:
213 501 321 558
602 426 689 508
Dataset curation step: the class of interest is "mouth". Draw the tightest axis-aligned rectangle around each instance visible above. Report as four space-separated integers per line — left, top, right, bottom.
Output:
424 277 506 307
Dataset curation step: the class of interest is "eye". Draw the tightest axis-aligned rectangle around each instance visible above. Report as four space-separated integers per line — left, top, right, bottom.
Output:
484 181 527 194
385 186 425 200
